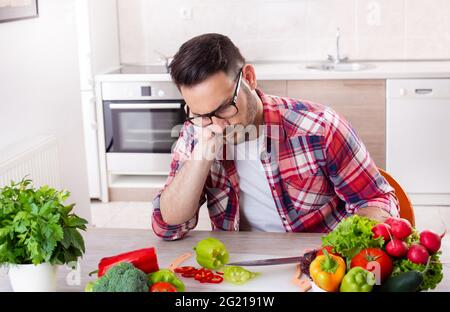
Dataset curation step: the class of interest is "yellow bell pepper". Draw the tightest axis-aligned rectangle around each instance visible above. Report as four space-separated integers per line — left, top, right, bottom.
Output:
309 249 346 292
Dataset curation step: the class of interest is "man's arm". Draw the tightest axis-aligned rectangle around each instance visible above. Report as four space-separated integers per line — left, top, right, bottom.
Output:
159 137 215 225
152 124 223 240
356 206 392 222
323 108 400 220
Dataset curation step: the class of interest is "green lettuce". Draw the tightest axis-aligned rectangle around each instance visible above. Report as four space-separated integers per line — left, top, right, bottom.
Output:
321 215 383 260
391 253 443 291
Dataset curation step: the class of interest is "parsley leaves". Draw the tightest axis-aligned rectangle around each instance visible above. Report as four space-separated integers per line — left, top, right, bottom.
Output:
0 178 88 265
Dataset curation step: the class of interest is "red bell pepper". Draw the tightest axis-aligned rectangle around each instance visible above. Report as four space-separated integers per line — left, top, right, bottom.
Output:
95 247 159 277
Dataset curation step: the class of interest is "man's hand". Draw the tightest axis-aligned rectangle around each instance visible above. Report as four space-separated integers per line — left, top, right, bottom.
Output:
192 124 225 161
355 206 392 223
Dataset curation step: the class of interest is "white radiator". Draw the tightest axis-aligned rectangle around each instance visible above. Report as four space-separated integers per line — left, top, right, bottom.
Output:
0 135 62 189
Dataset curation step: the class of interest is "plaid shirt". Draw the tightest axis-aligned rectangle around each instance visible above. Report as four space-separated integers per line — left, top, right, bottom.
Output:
152 89 399 240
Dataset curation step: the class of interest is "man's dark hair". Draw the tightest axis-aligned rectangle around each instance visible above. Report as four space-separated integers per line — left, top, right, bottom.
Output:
169 33 245 88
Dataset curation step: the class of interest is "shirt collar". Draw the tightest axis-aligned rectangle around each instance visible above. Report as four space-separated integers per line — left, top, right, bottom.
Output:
256 88 324 140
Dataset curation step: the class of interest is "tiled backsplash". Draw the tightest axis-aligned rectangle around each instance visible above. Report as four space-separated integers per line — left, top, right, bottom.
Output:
117 0 450 64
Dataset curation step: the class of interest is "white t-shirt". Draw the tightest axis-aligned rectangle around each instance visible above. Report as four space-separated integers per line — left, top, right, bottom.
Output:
234 134 285 232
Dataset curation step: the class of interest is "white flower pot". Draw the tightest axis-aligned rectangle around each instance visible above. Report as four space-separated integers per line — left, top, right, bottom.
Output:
8 263 58 292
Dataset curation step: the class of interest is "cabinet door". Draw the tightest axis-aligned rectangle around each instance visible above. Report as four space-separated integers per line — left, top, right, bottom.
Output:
287 80 386 168
387 79 450 194
257 80 288 97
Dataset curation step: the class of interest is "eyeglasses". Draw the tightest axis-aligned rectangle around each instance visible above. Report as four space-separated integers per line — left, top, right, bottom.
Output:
185 68 243 127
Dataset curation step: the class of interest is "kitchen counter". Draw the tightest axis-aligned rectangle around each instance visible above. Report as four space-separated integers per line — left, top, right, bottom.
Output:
0 228 449 292
96 61 450 82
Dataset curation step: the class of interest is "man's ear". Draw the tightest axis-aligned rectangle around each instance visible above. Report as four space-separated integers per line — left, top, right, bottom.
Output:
242 64 257 90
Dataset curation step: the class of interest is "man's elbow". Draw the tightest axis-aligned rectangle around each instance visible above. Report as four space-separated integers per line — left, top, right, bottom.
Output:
159 201 188 226
151 221 185 241
160 212 184 226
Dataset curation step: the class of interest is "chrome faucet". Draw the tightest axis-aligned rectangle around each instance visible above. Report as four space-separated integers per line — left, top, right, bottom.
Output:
154 50 173 73
327 28 348 64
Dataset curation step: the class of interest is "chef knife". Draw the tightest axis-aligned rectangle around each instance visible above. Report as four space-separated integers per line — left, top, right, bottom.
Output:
227 256 303 266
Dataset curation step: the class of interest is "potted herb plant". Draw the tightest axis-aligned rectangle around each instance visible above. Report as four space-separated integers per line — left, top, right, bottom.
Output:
0 178 88 291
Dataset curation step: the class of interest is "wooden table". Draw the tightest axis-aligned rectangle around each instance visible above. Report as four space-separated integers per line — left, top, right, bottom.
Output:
1 228 449 291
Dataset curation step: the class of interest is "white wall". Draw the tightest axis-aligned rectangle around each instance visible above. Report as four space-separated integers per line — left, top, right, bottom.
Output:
87 0 121 75
0 0 91 221
117 0 450 64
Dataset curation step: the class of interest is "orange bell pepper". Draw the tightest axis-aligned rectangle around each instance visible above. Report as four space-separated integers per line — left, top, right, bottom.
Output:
309 249 346 292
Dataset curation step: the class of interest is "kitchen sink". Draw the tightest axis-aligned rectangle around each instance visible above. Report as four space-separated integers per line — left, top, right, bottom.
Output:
110 64 169 74
305 62 375 72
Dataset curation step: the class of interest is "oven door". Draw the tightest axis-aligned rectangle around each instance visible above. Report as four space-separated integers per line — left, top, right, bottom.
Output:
103 100 186 153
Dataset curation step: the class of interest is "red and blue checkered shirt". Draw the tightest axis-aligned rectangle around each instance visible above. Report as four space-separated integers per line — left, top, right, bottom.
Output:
152 89 399 240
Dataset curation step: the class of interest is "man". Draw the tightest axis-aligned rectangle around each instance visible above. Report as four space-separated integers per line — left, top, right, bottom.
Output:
152 33 399 241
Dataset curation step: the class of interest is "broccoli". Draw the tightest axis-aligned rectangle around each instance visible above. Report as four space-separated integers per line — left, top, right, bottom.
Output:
92 262 149 292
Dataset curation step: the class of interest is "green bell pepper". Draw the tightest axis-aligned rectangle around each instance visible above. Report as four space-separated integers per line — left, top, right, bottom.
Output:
340 267 376 292
223 266 259 285
148 269 185 292
193 237 229 269
84 281 95 292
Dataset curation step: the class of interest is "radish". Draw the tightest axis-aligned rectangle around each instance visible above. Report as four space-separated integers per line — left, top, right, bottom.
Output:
407 244 429 265
384 217 397 228
372 223 392 242
420 230 442 254
388 218 413 240
386 239 409 258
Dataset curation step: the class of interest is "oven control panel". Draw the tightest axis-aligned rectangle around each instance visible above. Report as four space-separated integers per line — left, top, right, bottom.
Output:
101 81 182 101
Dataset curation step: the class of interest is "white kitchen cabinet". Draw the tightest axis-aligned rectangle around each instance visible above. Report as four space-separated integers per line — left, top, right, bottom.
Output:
76 0 120 199
80 91 101 198
287 80 386 168
387 79 450 204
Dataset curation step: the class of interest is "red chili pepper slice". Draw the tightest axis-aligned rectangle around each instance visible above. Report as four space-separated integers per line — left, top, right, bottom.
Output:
194 269 213 282
194 272 206 281
181 271 197 278
174 266 197 274
208 275 224 283
175 266 224 284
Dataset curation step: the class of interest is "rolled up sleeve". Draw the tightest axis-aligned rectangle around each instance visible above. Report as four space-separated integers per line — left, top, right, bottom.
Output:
151 124 207 241
323 109 399 217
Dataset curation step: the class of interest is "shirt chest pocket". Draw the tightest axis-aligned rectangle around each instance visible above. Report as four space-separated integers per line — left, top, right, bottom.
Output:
283 169 334 214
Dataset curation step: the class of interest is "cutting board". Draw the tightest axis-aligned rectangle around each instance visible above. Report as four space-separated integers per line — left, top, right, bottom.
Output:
175 253 312 292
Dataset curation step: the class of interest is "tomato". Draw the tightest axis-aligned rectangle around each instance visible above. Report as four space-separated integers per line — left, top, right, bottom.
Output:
350 248 393 282
316 245 340 257
150 282 178 292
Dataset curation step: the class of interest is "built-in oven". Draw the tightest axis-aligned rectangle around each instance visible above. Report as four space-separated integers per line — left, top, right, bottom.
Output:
104 101 185 153
101 81 186 175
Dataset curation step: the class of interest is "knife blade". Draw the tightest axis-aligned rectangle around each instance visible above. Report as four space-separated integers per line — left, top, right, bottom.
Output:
227 256 303 266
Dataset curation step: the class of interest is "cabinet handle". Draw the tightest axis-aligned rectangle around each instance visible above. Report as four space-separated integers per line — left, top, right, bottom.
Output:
109 103 181 110
415 88 433 95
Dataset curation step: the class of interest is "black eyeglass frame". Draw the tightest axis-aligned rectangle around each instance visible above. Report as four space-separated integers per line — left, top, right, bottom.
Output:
185 68 244 127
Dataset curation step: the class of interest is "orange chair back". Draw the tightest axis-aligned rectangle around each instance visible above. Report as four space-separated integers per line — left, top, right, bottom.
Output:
378 168 415 226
